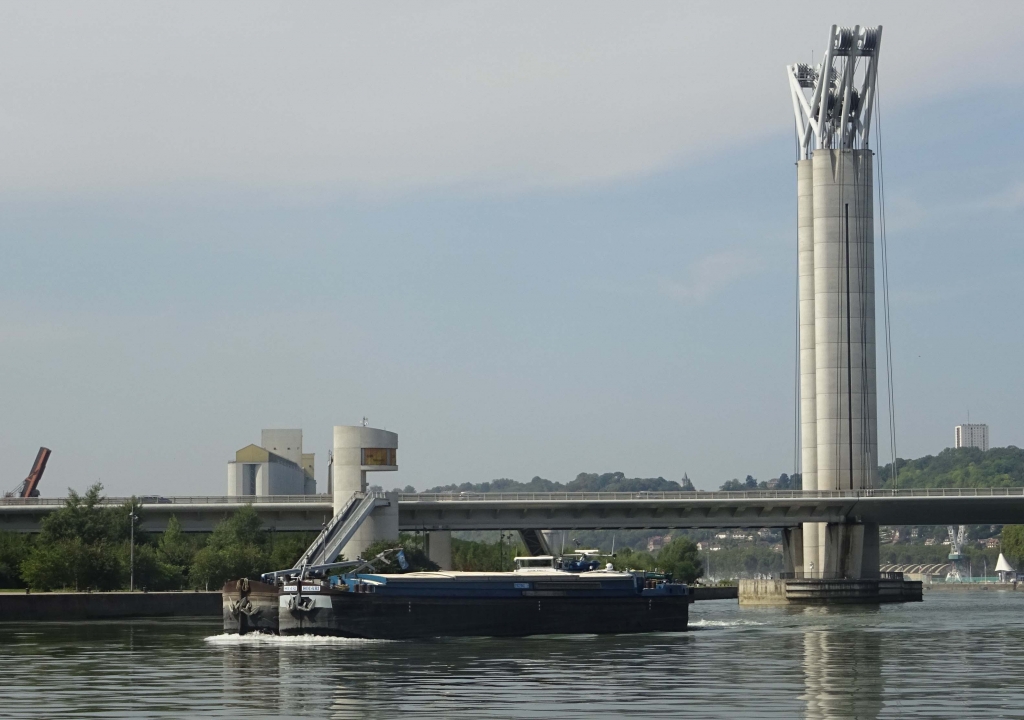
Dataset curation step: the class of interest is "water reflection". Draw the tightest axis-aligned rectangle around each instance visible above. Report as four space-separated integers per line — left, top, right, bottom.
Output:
2 594 1024 719
801 625 882 720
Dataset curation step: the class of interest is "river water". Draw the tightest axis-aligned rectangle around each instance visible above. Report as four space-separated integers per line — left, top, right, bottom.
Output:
1 591 1023 719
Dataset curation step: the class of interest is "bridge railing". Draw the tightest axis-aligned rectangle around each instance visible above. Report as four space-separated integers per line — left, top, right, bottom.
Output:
779 571 905 581
398 487 1024 502
0 494 333 507
4 487 1024 507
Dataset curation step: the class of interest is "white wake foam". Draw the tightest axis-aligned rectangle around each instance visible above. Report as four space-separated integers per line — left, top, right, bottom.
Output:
204 633 392 645
688 619 766 628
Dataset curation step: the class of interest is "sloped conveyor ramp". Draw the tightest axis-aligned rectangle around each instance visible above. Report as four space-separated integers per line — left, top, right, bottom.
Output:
298 491 390 568
518 529 551 556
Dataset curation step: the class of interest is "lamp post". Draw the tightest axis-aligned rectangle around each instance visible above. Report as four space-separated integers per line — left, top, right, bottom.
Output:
128 504 137 592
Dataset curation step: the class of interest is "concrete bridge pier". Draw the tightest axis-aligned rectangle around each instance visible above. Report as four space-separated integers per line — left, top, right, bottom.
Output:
823 521 880 580
741 521 903 605
425 530 453 570
782 526 803 575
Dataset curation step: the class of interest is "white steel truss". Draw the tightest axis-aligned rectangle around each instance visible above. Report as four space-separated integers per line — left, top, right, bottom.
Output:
787 25 883 160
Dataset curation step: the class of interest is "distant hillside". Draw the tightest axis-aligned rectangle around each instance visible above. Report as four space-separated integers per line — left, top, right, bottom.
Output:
881 446 1024 489
411 447 1024 496
422 471 695 494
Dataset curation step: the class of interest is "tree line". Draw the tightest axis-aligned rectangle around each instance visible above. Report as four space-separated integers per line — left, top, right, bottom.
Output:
423 471 696 494
0 484 315 591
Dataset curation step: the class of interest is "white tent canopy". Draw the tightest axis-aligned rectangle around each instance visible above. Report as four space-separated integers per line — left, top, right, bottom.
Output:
995 553 1015 573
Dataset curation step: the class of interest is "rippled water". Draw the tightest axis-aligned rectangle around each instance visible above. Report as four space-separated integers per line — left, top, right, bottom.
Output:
2 591 1024 719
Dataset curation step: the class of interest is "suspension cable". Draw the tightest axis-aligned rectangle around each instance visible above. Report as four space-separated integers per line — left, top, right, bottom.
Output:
874 75 899 489
795 231 801 479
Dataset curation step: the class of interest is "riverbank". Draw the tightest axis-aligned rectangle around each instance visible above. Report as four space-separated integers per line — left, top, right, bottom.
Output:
0 591 220 621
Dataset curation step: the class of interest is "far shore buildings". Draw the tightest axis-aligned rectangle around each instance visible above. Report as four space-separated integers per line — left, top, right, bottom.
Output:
227 429 316 497
955 423 989 451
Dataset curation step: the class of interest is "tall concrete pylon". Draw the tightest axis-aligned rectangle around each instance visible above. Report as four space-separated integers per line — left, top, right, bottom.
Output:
787 25 882 579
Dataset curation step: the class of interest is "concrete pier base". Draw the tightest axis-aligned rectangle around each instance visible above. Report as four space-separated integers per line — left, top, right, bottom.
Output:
738 577 922 605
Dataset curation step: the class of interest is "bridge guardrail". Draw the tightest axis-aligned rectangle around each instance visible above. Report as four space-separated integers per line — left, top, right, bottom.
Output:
3 487 1024 507
397 488 1024 502
0 494 333 507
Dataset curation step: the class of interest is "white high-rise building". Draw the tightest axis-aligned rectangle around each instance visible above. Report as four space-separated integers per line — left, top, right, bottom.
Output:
955 424 989 451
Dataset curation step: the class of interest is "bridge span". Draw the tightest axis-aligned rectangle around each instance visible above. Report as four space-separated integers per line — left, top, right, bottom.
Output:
2 488 1023 533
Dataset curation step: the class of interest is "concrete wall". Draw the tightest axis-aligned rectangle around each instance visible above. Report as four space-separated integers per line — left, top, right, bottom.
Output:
812 149 878 492
227 462 264 496
228 459 307 496
261 429 303 467
738 579 788 605
798 158 823 578
265 458 306 495
0 592 221 621
792 148 881 580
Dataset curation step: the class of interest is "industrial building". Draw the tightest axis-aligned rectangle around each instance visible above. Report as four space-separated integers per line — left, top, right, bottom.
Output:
955 423 989 451
227 429 316 497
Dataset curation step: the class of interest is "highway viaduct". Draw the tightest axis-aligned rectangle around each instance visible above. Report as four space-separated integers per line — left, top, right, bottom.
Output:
2 488 1023 534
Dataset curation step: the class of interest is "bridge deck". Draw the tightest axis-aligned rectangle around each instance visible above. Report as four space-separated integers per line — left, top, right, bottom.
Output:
2 489 1022 532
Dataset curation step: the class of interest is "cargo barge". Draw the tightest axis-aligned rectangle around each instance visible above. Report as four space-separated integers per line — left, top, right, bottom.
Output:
224 554 692 639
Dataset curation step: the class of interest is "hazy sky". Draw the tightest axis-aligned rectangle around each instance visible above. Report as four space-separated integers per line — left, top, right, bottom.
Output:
2 1 1022 496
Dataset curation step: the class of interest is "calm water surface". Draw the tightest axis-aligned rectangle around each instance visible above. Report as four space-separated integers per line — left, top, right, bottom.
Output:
2 591 1023 719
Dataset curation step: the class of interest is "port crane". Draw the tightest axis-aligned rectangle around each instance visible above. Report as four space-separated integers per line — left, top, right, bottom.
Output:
946 524 967 582
4 447 51 498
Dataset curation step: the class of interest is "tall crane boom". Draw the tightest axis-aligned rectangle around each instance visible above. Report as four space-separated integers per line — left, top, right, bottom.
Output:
5 447 51 498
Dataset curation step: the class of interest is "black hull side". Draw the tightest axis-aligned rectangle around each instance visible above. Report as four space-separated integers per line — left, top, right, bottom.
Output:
221 580 280 635
279 594 690 639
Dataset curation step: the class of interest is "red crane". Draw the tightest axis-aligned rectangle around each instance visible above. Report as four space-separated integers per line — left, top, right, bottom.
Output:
5 447 51 498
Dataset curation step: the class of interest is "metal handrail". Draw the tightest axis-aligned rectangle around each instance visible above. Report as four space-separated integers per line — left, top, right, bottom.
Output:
3 487 1023 507
397 487 1024 502
301 491 388 567
300 492 362 567
0 494 333 507
779 571 905 581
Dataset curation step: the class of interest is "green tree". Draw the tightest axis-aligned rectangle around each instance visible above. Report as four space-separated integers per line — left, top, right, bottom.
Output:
721 476 758 491
20 484 132 591
612 547 658 572
127 542 185 591
0 532 33 588
1002 526 1024 568
267 531 318 572
158 516 196 568
451 537 525 571
188 506 269 590
657 537 704 583
880 446 1024 489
